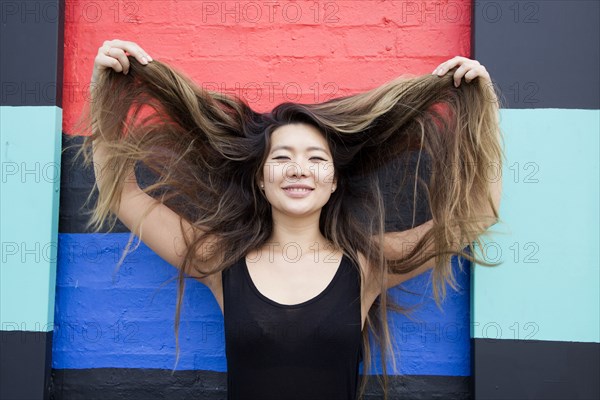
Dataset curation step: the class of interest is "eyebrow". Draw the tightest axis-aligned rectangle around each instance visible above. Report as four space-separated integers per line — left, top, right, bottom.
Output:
270 145 329 155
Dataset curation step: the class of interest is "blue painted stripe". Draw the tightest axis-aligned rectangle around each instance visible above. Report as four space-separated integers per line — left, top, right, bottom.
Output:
52 233 226 371
367 255 471 376
53 233 471 375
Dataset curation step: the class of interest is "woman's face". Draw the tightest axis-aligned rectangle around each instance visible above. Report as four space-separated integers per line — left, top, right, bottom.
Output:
259 123 337 219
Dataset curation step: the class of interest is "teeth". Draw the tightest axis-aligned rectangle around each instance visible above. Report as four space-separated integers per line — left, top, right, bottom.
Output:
286 188 311 192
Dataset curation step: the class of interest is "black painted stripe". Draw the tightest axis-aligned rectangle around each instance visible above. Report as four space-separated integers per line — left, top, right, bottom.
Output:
60 133 432 234
472 0 600 109
0 0 65 107
472 338 600 399
60 134 130 233
50 368 470 400
0 330 53 400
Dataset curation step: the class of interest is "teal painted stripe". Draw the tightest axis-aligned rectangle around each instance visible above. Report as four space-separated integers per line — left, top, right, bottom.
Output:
472 109 600 342
1 106 62 331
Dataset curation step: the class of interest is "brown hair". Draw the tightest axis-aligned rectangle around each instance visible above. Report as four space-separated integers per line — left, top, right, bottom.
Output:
69 56 505 399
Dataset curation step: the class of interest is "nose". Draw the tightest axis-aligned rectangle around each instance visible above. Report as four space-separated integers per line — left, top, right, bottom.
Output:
284 159 310 179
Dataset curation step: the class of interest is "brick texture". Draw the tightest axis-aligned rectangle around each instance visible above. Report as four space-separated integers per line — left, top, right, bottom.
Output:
63 0 471 128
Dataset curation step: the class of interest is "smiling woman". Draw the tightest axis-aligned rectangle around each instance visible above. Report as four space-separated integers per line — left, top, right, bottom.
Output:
70 39 505 400
260 123 337 219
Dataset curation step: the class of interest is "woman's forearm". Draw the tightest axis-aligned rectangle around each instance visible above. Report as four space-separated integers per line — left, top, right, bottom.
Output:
379 171 502 262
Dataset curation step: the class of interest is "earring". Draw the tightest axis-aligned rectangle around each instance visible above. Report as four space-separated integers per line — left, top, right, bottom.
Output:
260 184 264 189
331 187 336 192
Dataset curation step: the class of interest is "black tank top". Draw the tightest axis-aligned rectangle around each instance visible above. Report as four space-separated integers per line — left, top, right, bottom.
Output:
222 253 363 400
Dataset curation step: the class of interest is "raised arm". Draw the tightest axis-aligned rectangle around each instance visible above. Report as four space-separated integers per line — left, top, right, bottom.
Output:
380 56 502 289
89 39 223 287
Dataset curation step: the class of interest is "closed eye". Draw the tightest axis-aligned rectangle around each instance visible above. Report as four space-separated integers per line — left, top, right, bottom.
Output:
310 157 327 161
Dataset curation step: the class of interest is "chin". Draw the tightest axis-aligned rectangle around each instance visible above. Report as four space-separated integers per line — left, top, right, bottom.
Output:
268 196 329 217
278 205 322 218
283 208 316 217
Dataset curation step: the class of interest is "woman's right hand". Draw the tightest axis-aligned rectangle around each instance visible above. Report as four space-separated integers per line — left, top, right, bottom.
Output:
91 39 153 86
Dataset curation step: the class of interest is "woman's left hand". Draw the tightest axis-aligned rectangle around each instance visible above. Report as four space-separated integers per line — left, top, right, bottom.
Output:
432 56 491 88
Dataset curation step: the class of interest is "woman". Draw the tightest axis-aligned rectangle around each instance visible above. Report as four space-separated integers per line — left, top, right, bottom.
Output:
75 39 504 400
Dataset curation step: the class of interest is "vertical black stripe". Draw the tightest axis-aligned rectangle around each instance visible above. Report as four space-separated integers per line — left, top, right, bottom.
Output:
473 0 600 109
0 1 64 398
0 0 65 107
472 338 600 399
0 331 53 399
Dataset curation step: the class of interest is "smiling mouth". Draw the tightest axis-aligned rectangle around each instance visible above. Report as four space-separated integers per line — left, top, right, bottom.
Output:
283 187 313 192
282 185 315 198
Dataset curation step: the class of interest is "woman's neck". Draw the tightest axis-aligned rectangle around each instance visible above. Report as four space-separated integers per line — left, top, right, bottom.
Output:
266 210 333 259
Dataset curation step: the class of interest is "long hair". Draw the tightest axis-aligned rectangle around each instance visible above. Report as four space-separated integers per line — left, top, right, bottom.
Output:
70 56 505 399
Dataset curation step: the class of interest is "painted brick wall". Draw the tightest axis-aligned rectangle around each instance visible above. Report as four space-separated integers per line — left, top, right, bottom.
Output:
63 0 471 130
56 1 474 398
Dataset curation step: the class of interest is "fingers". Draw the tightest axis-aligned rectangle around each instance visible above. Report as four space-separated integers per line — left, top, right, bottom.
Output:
95 47 127 73
452 63 471 87
464 66 488 83
108 39 152 64
432 56 470 75
110 47 131 74
95 39 153 76
95 51 123 73
432 56 489 87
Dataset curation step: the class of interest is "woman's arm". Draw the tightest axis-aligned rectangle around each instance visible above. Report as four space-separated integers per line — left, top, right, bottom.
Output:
382 171 501 289
379 220 436 288
381 56 502 289
90 40 223 287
